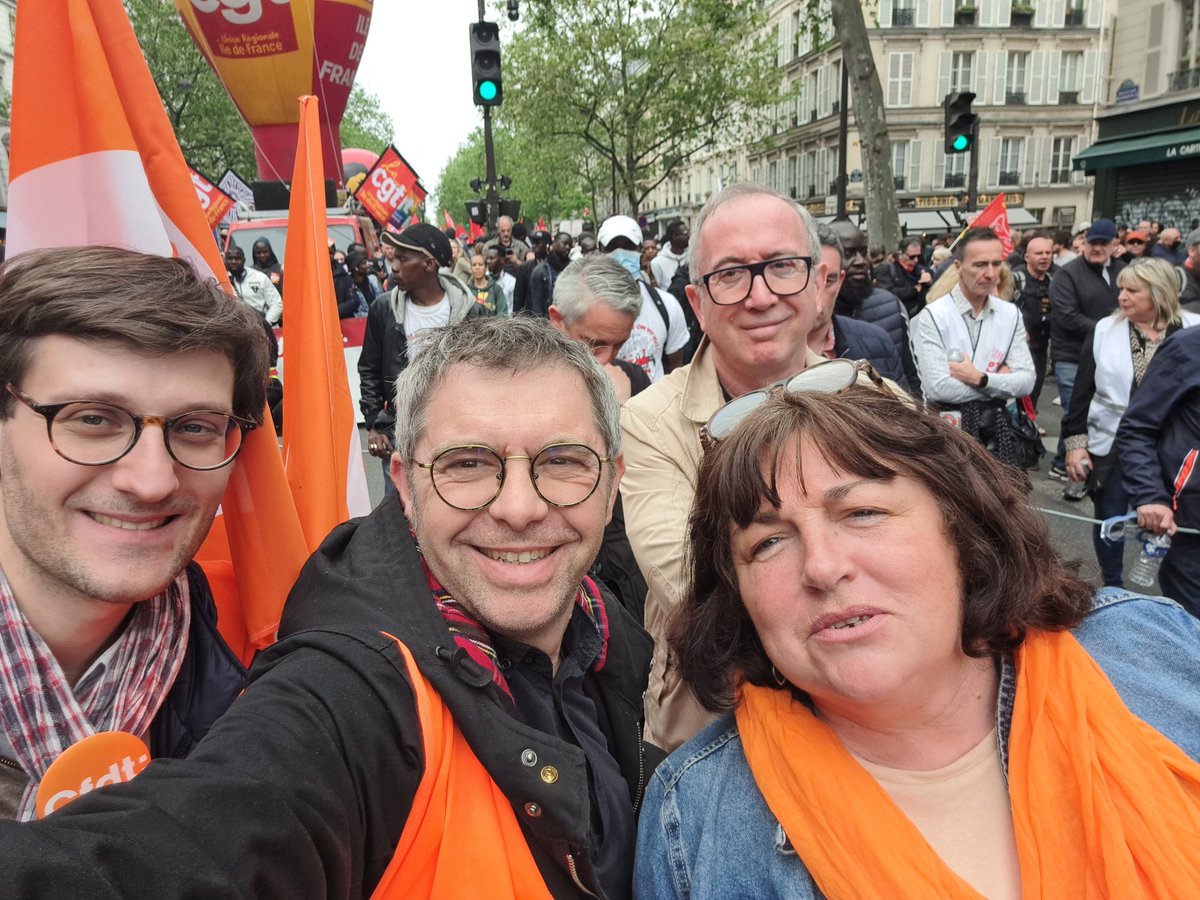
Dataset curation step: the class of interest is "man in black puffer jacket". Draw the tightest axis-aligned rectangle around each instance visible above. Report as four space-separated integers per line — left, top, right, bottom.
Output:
829 222 920 396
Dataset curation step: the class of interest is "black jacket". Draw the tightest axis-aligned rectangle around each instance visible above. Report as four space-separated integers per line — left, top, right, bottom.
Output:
1049 255 1124 365
834 286 919 396
874 260 930 318
356 277 485 431
0 499 660 899
1118 327 1200 530
832 315 910 394
1011 263 1054 350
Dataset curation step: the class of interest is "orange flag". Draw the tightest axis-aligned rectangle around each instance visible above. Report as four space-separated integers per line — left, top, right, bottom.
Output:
282 96 371 548
7 0 307 662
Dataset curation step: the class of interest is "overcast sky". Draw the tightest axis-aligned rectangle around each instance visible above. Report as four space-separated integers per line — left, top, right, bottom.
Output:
355 2 488 208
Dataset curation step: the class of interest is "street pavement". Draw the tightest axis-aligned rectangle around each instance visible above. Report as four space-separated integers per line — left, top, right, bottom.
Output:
359 369 1158 593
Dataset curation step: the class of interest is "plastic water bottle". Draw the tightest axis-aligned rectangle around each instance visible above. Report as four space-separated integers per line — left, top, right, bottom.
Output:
1063 461 1090 501
1129 534 1172 588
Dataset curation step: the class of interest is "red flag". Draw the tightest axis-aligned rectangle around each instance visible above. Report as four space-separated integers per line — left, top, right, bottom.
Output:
537 217 547 231
969 193 1013 257
469 220 485 240
282 96 371 549
8 0 307 662
444 210 457 233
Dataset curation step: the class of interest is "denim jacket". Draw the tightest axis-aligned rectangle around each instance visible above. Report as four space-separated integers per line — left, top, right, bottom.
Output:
633 590 1200 899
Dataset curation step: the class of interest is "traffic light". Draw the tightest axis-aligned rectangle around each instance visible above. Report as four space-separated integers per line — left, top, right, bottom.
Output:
469 21 502 107
943 92 977 154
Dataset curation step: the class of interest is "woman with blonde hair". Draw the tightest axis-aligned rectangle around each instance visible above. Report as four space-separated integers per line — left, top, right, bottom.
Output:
1064 256 1200 586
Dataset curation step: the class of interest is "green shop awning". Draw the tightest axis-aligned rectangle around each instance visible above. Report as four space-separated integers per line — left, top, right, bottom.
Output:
1073 127 1200 172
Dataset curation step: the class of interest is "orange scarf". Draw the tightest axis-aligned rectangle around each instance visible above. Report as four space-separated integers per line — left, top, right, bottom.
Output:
736 629 1200 898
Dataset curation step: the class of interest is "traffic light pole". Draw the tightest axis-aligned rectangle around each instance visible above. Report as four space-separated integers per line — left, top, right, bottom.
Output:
967 118 980 213
483 105 499 232
477 0 499 232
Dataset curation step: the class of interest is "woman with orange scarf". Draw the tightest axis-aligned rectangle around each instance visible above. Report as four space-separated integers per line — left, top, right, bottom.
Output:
634 385 1200 899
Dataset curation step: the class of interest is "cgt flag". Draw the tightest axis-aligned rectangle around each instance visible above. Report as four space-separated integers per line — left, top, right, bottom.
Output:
969 193 1013 257
7 0 307 662
353 144 427 231
282 95 371 548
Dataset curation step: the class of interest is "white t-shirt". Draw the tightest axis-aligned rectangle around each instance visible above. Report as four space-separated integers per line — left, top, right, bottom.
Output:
617 280 690 383
404 295 450 362
651 245 686 289
495 270 517 316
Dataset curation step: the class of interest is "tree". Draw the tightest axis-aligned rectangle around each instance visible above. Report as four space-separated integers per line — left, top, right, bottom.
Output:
500 0 781 215
340 87 395 155
126 0 256 178
828 0 901 249
435 125 593 230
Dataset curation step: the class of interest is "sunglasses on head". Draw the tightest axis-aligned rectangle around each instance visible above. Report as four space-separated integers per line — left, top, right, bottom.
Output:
701 359 897 446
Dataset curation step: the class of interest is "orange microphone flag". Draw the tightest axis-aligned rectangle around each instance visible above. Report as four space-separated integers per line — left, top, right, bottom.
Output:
7 0 307 663
282 96 372 550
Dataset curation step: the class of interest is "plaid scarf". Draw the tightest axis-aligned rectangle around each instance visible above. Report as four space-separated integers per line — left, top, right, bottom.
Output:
0 567 190 820
420 556 608 707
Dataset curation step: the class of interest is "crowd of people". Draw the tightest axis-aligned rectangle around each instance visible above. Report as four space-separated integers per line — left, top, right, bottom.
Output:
0 186 1198 896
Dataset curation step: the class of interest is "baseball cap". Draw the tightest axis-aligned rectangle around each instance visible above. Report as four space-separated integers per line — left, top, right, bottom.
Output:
1186 227 1200 248
1125 230 1148 242
381 223 452 268
1086 218 1117 243
597 215 642 251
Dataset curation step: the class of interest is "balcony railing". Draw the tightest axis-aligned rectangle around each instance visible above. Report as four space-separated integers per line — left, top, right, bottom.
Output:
894 175 907 190
944 173 966 189
1064 7 1085 26
1168 68 1200 92
998 171 1021 186
1050 169 1072 184
891 8 915 26
1006 90 1027 104
1059 90 1079 104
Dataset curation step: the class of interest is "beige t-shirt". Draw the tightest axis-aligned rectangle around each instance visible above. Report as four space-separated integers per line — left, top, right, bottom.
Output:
855 728 1021 900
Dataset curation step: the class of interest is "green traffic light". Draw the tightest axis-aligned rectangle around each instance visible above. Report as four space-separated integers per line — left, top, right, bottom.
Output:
480 80 498 102
952 134 971 152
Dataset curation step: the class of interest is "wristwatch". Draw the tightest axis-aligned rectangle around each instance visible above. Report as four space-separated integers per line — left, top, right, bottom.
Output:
977 373 989 389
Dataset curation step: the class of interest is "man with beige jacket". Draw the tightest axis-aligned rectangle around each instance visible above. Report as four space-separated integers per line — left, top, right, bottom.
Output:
620 184 836 751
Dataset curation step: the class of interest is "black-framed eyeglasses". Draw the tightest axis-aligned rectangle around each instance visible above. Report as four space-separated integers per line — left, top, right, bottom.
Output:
414 443 613 511
5 384 255 471
700 359 897 446
904 252 923 261
700 256 812 305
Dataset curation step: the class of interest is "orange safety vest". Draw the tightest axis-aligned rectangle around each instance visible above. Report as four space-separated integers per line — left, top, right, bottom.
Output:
371 637 553 899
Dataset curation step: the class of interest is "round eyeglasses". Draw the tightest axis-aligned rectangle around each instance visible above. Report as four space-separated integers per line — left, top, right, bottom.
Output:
6 384 255 471
415 443 611 511
700 256 812 305
701 359 898 445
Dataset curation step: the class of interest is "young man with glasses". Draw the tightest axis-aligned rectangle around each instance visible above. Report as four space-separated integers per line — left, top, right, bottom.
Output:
0 246 268 820
0 317 660 899
620 183 899 752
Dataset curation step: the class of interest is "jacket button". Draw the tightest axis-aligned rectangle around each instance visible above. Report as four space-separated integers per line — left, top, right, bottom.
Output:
540 766 559 784
524 802 542 817
521 749 537 767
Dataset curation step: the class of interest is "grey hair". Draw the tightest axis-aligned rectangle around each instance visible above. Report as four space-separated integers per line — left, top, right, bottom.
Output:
688 182 822 284
552 254 644 325
392 316 622 463
815 222 844 260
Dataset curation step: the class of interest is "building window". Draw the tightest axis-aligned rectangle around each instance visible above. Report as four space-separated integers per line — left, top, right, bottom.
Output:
1006 52 1029 104
944 153 966 189
998 138 1023 186
951 52 974 93
892 0 915 27
892 142 908 190
887 53 914 107
1060 51 1083 100
1050 137 1074 183
792 11 802 58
